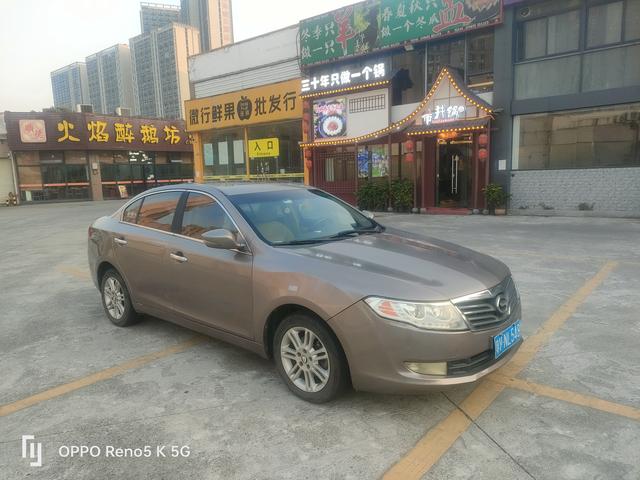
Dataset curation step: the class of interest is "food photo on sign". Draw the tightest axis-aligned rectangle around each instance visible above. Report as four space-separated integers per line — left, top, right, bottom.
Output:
313 98 347 139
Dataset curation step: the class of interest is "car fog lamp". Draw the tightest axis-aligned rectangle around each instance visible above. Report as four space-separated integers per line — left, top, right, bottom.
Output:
404 362 448 376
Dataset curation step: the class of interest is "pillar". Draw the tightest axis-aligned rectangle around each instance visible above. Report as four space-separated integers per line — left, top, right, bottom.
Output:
192 132 204 183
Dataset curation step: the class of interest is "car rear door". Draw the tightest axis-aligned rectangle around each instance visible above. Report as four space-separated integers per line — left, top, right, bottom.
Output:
162 191 254 339
113 190 183 311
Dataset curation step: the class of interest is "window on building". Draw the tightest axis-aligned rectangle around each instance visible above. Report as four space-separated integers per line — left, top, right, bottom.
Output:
519 9 580 60
427 30 494 93
391 45 426 105
247 120 302 179
180 192 235 239
137 191 182 231
513 103 640 170
587 1 624 47
201 128 246 178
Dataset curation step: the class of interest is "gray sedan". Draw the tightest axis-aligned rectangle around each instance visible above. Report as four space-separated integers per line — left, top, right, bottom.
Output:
88 183 522 402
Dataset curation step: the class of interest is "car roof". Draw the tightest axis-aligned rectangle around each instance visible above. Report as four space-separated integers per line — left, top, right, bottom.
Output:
140 182 312 197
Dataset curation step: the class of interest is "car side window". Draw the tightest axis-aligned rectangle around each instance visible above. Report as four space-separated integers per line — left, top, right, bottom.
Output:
122 198 142 224
136 191 182 232
180 192 235 239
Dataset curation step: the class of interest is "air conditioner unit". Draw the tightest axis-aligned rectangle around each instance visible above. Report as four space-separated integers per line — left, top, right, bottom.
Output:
76 104 94 113
115 107 131 116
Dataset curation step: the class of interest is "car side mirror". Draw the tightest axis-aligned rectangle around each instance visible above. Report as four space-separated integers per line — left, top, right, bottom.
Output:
201 229 244 251
361 210 375 219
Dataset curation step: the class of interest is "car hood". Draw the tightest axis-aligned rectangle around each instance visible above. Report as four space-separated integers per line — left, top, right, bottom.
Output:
287 227 510 301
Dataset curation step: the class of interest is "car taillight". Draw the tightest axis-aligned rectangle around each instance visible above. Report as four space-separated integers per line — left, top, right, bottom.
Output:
88 226 94 239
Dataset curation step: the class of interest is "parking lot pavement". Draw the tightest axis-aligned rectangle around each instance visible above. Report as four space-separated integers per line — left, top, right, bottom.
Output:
1 202 639 479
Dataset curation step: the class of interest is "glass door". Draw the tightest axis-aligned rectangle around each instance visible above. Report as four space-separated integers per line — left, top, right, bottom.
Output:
436 136 472 208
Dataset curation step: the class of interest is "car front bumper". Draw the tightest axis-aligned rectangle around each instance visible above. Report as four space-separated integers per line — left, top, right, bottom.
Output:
327 300 522 394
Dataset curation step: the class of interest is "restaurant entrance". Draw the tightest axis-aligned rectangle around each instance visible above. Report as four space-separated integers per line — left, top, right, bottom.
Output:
436 135 473 208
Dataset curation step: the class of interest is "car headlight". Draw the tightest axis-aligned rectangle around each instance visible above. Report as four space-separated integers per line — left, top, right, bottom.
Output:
364 297 468 331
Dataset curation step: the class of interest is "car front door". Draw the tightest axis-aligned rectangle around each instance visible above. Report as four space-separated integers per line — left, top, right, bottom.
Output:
113 190 183 311
163 191 254 339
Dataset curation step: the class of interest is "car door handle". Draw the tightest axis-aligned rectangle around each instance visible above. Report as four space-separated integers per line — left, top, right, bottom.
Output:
170 252 188 263
114 237 127 246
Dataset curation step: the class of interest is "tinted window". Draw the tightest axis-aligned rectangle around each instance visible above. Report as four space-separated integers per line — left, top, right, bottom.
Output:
137 191 182 232
180 193 235 239
122 198 142 224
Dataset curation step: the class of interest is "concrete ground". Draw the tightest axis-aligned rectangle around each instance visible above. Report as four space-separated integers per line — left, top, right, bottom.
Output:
0 201 639 480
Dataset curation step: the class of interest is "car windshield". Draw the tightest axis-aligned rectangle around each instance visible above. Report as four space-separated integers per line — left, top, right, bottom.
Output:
228 188 381 246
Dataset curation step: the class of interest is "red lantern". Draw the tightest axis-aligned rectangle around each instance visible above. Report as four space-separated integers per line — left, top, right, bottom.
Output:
304 159 313 169
478 148 488 161
404 139 415 152
405 153 414 163
478 133 489 146
304 148 312 160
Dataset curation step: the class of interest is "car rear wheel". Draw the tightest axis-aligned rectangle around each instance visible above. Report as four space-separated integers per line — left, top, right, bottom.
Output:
274 313 348 403
100 269 139 327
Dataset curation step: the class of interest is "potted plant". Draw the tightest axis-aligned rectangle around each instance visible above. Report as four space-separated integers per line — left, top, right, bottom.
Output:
390 178 414 212
482 183 511 215
356 180 389 212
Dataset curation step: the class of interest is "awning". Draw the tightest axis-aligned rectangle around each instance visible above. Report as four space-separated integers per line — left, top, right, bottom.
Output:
406 117 490 136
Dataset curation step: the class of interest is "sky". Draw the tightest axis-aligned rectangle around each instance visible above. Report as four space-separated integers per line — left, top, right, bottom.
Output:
0 0 354 112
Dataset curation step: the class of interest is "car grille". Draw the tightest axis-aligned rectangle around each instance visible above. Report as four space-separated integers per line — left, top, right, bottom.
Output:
453 277 519 331
447 349 493 376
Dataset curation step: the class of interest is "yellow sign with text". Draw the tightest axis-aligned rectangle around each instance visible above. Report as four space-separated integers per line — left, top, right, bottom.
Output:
184 79 301 132
248 137 279 158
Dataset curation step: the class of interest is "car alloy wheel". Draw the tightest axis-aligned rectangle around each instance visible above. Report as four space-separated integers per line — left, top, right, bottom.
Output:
280 326 330 393
103 277 125 320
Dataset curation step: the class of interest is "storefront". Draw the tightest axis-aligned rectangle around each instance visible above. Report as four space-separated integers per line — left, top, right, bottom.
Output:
185 79 303 183
298 0 502 210
4 112 193 202
302 67 493 210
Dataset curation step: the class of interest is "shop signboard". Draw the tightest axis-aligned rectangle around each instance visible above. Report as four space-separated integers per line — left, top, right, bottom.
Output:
5 112 192 152
185 79 301 133
300 0 502 65
302 58 389 94
248 138 280 158
313 98 347 139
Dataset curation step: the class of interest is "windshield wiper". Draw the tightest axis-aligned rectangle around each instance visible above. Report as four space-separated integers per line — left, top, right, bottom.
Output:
329 225 385 238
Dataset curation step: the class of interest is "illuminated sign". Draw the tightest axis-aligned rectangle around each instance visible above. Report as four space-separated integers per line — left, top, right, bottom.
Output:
185 79 301 132
248 138 280 158
422 105 466 126
6 113 191 152
302 61 387 94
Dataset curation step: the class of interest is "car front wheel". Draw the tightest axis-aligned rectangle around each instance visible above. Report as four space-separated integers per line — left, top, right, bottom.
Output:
274 313 348 403
100 269 139 327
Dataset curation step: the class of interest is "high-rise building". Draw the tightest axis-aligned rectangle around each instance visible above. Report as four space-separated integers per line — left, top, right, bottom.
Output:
181 0 233 52
85 44 135 115
140 2 181 34
50 62 89 111
130 23 200 119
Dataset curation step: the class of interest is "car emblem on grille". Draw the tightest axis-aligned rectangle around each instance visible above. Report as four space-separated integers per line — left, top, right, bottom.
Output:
495 294 509 314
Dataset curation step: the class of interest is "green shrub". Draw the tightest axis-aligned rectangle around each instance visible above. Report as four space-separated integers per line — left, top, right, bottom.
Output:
390 179 414 212
356 180 389 211
482 183 511 211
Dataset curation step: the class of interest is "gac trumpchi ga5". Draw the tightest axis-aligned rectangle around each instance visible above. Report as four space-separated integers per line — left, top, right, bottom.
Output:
88 183 522 402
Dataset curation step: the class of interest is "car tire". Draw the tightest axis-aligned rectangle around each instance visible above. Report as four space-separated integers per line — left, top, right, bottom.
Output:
274 313 349 403
100 269 139 327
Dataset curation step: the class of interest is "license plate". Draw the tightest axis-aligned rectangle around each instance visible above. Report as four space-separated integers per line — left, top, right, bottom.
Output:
493 320 521 359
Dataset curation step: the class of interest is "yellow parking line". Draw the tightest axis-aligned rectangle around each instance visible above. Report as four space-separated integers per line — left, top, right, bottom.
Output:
0 336 206 417
490 373 640 421
55 265 90 280
383 260 618 480
499 260 618 378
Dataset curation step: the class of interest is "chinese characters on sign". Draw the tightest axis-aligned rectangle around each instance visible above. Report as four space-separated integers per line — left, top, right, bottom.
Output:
300 0 502 65
422 104 466 126
301 61 387 93
184 79 302 132
7 113 191 152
